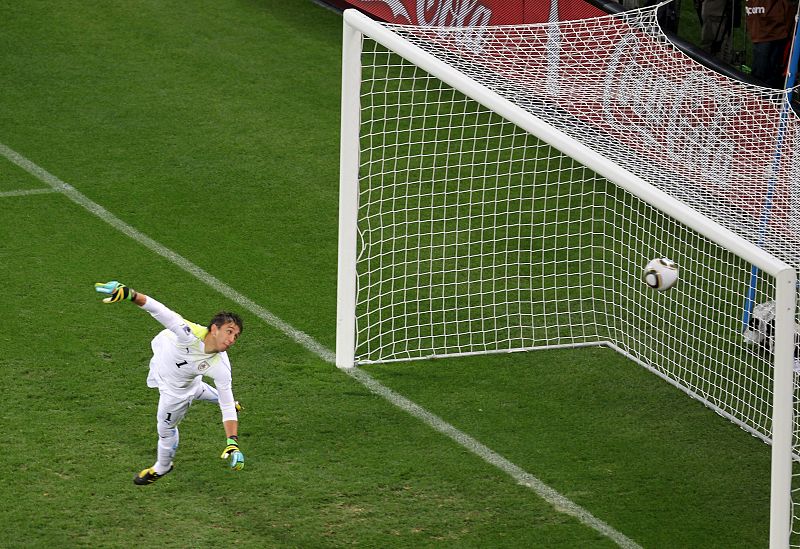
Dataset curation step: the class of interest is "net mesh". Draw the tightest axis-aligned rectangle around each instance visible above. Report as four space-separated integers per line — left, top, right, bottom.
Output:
350 6 799 543
380 8 800 265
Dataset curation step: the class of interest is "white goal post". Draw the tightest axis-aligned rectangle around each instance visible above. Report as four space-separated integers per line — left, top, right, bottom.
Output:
336 7 798 546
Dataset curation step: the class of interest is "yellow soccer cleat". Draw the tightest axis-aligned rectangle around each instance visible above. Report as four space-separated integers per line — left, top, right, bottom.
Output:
133 464 173 485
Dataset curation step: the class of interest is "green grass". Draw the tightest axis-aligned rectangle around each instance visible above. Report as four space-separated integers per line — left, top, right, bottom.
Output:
0 1 779 547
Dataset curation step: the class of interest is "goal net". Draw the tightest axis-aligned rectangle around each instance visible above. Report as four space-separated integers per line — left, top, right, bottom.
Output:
336 5 799 546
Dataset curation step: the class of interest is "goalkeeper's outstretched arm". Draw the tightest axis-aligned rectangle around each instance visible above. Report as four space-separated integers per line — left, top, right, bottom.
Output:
94 281 188 337
221 420 244 470
94 280 145 305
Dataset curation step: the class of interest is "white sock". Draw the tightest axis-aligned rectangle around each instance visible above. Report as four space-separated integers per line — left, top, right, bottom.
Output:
154 428 179 474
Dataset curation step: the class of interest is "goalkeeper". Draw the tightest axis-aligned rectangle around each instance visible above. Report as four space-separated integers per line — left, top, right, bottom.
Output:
94 280 245 485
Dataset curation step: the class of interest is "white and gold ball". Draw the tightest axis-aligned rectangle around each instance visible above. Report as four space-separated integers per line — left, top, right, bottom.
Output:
643 258 678 291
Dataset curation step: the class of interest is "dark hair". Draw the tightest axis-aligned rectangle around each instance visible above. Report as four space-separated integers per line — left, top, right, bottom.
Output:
208 311 243 335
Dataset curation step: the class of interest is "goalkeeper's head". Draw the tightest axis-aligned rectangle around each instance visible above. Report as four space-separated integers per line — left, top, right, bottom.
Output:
205 311 244 353
208 311 243 335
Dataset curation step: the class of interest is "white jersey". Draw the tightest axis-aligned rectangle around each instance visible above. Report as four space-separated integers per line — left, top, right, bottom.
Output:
143 297 238 421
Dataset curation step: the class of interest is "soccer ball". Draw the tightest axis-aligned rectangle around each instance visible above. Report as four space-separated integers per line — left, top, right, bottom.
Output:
643 258 679 291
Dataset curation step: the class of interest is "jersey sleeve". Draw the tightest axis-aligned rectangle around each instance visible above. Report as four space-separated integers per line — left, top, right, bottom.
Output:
209 352 238 422
141 296 195 345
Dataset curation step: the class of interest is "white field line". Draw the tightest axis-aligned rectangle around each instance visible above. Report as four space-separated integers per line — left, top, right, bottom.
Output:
0 187 58 198
0 141 641 549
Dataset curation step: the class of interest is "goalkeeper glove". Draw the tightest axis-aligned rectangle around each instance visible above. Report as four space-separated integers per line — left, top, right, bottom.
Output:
221 436 245 471
94 280 136 303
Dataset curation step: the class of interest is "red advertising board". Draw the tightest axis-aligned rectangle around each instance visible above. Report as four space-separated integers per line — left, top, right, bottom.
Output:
523 0 607 22
329 0 606 25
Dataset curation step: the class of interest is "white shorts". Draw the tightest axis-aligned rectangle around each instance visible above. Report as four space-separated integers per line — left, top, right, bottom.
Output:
155 383 208 430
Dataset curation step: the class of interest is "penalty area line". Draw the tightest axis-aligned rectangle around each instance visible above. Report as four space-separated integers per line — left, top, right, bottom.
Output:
0 141 641 549
0 187 59 198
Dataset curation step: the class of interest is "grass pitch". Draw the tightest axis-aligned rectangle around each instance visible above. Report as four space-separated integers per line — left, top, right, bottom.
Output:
0 1 774 547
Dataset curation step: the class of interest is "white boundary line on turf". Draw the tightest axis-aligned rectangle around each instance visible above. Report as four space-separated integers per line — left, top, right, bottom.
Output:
0 141 641 549
0 187 59 198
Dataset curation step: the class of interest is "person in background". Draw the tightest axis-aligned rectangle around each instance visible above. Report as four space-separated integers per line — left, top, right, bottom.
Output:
700 0 736 63
746 0 795 88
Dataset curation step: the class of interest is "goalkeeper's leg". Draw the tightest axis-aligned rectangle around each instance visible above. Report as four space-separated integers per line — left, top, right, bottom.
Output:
194 382 219 402
134 395 189 485
194 382 241 412
153 395 190 473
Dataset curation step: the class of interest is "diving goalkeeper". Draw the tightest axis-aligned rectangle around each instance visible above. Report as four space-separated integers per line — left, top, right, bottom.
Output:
94 281 245 485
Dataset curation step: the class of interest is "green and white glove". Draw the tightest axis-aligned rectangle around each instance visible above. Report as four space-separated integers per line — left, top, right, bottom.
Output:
221 436 245 471
94 280 136 303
